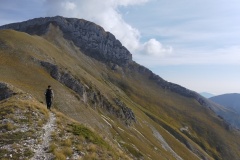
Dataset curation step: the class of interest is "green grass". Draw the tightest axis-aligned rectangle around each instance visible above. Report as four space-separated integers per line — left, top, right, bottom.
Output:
1 28 240 160
71 123 108 147
121 143 143 159
50 110 130 160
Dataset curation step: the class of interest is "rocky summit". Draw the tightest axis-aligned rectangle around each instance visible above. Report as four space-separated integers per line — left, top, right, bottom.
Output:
0 16 132 66
1 16 240 160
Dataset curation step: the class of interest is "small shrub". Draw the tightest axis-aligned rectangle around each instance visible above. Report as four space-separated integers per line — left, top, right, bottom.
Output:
63 138 72 147
37 120 44 127
56 118 61 125
63 147 73 157
49 143 57 153
24 148 33 157
54 150 66 160
6 122 15 131
87 143 97 152
85 152 97 160
71 124 107 147
76 145 83 151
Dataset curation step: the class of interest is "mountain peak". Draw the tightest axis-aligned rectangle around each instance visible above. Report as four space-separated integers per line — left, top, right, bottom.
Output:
1 17 240 160
0 16 132 66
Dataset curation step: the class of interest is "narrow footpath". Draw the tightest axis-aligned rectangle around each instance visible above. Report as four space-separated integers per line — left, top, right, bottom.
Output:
31 112 56 160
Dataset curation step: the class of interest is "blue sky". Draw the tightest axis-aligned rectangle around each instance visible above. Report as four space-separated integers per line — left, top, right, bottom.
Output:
0 0 239 95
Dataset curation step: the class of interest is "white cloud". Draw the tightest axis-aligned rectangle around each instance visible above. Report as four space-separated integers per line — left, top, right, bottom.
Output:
134 45 240 67
44 0 170 55
61 1 76 10
142 39 173 56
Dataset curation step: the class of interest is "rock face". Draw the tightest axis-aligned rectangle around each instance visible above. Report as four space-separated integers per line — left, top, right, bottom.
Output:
0 16 232 129
114 98 136 124
0 16 132 66
39 60 136 124
0 82 15 101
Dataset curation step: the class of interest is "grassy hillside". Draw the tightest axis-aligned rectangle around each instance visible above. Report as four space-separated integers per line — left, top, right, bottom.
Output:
0 28 240 159
108 65 240 159
0 89 129 159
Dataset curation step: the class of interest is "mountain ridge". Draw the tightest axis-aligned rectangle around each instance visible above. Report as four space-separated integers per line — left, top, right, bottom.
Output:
0 16 216 108
209 93 240 128
1 17 240 159
0 16 132 66
210 93 240 111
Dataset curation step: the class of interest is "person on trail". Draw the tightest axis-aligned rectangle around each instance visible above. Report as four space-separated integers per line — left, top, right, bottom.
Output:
45 85 54 110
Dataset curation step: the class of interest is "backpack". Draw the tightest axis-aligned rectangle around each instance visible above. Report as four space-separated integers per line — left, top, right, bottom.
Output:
45 89 53 98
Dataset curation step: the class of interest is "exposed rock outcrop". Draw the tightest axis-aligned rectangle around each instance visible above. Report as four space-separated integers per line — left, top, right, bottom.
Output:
0 82 16 101
39 60 136 124
0 16 132 66
114 98 136 124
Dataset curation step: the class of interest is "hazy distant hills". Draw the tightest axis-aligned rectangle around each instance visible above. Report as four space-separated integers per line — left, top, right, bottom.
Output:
210 93 240 114
1 16 240 159
199 92 215 98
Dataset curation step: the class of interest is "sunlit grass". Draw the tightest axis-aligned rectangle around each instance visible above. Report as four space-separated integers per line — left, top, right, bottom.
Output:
1 28 240 160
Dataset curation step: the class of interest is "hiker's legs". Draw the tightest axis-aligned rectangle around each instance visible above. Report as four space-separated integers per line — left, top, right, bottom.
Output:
48 101 52 109
46 99 52 110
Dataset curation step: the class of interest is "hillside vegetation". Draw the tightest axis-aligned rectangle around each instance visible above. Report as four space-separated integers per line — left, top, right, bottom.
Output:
0 86 129 159
0 17 240 160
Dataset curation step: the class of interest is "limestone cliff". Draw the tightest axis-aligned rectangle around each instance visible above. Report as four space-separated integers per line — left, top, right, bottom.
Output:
0 16 132 66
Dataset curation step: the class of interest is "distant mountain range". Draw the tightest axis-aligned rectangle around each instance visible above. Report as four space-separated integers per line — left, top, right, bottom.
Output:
1 16 240 159
210 93 240 114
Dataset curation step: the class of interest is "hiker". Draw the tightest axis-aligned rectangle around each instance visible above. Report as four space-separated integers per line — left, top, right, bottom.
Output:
45 85 54 110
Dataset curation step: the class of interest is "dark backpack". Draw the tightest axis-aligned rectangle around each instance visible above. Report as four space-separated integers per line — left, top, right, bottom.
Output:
45 89 52 98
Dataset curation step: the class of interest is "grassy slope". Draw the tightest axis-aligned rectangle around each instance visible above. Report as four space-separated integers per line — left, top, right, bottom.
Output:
0 29 240 159
110 63 240 159
0 29 195 160
0 91 129 159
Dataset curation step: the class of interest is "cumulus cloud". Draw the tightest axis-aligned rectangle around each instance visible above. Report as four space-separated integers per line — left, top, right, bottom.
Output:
44 0 171 56
142 39 173 56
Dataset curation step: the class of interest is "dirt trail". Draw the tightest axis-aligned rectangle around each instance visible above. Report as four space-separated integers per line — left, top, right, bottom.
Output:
31 112 56 160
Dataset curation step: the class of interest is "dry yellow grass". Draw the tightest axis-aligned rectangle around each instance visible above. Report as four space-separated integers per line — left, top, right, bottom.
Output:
1 28 240 160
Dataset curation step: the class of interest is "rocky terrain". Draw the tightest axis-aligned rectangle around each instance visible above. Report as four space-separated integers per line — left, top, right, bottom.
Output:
0 84 129 160
0 16 221 110
0 16 132 66
1 16 240 159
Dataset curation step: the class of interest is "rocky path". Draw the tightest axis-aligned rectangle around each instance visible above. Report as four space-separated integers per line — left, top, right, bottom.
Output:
150 126 183 160
31 112 56 160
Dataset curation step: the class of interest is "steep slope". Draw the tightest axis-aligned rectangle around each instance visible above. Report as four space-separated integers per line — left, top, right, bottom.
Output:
0 16 240 160
210 93 240 113
209 93 240 129
0 83 129 159
0 29 198 160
